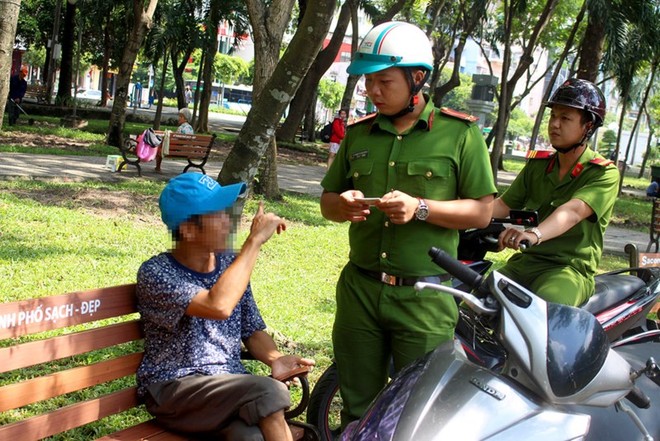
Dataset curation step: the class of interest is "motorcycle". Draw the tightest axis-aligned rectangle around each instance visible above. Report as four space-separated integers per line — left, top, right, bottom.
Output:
307 215 660 440
339 247 660 440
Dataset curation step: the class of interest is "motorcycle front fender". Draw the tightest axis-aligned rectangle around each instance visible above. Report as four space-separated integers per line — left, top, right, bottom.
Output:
349 339 591 441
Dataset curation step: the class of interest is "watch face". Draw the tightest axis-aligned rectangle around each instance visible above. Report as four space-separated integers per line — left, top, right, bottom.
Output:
415 206 429 221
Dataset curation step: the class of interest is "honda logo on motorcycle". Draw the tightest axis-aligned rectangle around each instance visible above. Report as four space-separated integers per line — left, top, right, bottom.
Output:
470 377 506 400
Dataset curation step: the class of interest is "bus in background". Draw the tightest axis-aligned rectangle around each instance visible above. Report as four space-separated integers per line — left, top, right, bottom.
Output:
184 81 253 112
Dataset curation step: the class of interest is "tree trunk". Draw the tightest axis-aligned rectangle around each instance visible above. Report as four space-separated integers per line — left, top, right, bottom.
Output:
153 46 169 130
304 91 317 141
622 62 656 179
100 15 113 107
219 0 335 206
0 0 22 127
247 0 298 199
56 2 77 105
196 0 223 133
107 0 159 147
490 0 559 183
277 0 352 142
433 0 487 106
576 6 607 82
171 47 193 111
340 2 361 115
637 105 655 179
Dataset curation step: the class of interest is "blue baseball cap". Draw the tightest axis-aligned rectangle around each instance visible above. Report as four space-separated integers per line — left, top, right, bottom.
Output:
159 173 247 231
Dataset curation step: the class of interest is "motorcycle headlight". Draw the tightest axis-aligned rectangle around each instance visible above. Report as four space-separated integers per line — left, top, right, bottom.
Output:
346 353 431 441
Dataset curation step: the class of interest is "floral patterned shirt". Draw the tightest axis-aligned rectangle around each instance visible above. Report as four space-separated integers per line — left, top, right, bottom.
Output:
135 252 266 396
177 122 194 134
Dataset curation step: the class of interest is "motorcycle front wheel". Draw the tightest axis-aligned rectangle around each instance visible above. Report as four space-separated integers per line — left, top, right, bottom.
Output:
307 362 342 441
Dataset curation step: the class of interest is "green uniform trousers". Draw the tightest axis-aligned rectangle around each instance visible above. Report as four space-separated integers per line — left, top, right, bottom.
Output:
499 253 594 306
332 263 457 428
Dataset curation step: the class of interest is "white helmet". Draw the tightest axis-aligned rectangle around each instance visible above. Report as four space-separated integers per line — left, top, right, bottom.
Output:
347 21 434 75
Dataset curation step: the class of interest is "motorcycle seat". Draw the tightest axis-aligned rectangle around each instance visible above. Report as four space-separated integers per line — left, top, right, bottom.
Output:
582 274 646 315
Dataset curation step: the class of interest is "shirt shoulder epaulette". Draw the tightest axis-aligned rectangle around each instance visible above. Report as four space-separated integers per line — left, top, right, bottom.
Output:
526 150 555 160
348 113 377 127
439 107 479 123
589 158 615 167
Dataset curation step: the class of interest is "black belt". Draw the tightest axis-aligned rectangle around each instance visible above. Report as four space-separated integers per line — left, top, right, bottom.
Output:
354 265 450 287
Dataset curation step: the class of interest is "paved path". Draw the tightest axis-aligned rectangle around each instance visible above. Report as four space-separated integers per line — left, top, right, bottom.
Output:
0 152 651 256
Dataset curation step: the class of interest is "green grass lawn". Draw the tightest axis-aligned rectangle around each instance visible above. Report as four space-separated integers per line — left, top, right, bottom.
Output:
0 124 657 437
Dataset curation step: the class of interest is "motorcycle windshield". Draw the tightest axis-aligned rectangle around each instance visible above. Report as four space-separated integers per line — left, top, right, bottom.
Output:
546 303 609 397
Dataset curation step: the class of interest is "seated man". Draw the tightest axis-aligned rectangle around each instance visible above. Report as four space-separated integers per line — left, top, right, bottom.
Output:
136 173 314 440
647 178 660 198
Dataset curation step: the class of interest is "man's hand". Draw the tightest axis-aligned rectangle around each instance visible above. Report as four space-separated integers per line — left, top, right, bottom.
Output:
249 201 286 245
337 190 373 222
376 190 418 224
271 354 315 383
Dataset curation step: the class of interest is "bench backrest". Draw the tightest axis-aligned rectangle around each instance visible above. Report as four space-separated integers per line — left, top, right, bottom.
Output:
156 132 215 159
0 284 142 440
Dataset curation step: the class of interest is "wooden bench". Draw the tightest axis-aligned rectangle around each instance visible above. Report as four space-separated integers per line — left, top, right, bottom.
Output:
626 243 660 319
23 84 49 104
118 132 216 176
0 284 316 440
647 197 660 252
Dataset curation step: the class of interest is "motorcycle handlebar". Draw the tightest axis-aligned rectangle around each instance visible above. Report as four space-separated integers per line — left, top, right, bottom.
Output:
626 386 651 409
429 247 483 290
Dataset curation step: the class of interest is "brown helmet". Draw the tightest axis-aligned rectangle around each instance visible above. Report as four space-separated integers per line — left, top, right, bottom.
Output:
546 78 606 128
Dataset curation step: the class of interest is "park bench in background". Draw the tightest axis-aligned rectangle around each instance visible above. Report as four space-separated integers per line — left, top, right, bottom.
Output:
626 243 660 319
23 84 49 104
646 197 660 252
0 284 316 440
118 132 216 176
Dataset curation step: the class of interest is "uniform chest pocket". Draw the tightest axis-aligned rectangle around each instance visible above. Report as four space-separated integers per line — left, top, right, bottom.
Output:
346 159 378 196
399 160 455 200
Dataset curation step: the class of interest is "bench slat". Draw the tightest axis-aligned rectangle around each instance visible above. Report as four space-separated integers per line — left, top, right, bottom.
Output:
0 320 142 373
0 387 139 441
0 352 142 412
96 420 191 440
0 284 137 339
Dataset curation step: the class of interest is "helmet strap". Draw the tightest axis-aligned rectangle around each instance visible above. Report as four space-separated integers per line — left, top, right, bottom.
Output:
387 69 430 120
553 121 593 153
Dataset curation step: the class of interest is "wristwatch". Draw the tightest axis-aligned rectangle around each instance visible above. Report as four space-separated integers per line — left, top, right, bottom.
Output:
525 227 543 245
415 198 429 221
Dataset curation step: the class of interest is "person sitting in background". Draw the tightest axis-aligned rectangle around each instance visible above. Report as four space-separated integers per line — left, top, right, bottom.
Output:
647 178 660 198
155 108 194 172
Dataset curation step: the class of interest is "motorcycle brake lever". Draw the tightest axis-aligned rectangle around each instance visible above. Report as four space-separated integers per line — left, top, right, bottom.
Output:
414 282 499 315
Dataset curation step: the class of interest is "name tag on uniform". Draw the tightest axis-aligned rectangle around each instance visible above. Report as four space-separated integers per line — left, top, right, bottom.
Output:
351 150 368 160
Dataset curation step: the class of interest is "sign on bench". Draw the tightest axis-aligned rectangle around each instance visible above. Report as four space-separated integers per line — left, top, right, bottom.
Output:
0 284 312 440
626 244 660 318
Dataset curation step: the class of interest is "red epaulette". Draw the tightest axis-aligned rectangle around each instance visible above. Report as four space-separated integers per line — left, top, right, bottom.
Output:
526 150 555 160
440 107 479 123
348 112 377 127
589 158 615 167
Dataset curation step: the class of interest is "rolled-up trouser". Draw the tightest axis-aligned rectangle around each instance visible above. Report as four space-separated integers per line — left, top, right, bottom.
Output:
332 263 457 429
143 373 290 440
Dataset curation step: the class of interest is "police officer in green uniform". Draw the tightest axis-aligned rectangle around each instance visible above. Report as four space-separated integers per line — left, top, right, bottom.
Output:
494 78 619 306
320 21 497 428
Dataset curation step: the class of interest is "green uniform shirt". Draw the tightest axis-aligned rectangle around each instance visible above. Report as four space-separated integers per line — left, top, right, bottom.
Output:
500 148 619 277
321 99 497 276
